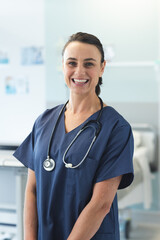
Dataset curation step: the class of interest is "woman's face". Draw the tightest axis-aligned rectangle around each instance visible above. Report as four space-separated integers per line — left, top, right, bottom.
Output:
62 41 106 97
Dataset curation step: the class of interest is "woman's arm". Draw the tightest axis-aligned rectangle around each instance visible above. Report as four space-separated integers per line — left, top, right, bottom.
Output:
67 175 122 240
24 169 38 240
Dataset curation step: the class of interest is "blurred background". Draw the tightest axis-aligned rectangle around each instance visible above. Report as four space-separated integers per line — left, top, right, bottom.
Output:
0 0 160 239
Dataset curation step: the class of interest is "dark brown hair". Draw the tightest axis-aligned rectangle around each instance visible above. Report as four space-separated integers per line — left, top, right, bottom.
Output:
62 32 105 96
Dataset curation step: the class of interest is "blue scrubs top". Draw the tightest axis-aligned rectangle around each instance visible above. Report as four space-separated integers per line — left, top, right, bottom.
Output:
13 104 134 240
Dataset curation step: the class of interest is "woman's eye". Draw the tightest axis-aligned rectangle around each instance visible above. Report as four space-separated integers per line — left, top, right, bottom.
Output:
84 62 94 67
68 62 77 66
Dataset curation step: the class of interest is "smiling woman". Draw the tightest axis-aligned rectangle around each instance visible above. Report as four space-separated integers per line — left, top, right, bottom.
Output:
63 41 105 97
13 32 134 240
62 41 106 98
62 32 105 97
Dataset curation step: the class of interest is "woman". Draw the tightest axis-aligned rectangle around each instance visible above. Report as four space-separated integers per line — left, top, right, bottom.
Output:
14 32 134 240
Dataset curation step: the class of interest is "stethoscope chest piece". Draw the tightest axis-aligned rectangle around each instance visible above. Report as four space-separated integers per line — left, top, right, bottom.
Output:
43 158 55 171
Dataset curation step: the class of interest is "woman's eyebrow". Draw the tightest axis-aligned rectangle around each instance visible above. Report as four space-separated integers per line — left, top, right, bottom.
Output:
66 57 96 62
67 57 77 61
84 58 96 62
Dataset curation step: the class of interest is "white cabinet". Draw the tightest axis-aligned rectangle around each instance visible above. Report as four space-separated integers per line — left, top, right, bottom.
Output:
0 149 27 240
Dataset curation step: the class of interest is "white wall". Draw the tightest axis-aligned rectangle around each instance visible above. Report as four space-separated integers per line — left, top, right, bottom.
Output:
0 0 46 145
45 0 159 103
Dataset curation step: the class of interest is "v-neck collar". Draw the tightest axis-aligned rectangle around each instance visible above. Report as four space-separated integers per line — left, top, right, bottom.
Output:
62 105 109 135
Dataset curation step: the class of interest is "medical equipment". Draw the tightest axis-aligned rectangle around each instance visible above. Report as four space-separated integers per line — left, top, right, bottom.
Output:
118 124 156 239
118 124 156 209
43 97 103 171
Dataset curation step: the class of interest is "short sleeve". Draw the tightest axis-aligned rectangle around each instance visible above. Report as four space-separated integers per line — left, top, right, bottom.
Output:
94 124 134 189
13 122 36 170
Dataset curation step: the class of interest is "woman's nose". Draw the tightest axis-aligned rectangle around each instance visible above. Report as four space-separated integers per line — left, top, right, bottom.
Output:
75 65 85 76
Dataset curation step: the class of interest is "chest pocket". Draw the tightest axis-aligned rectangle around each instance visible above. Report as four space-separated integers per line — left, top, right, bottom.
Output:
65 156 98 197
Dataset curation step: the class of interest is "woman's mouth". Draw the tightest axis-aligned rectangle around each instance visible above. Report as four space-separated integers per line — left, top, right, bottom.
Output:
72 79 89 85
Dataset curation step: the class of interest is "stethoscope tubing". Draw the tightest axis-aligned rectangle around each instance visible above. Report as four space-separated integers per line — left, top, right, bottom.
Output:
63 125 98 168
46 101 68 159
44 97 103 170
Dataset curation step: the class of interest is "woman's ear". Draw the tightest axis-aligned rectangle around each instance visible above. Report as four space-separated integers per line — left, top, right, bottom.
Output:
100 60 106 76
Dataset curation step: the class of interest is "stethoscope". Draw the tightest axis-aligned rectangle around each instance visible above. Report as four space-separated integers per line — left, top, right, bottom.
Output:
43 97 103 171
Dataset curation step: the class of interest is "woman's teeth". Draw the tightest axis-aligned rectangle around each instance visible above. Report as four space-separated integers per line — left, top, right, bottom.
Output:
73 79 88 83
